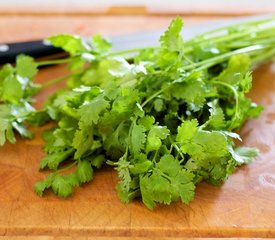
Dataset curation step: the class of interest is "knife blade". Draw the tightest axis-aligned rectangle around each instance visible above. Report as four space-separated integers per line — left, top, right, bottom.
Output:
0 15 272 64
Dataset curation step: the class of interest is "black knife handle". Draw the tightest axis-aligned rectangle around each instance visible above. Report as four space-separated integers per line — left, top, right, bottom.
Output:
0 40 64 64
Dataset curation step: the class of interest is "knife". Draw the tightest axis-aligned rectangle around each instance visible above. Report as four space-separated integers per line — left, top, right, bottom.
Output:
0 15 272 64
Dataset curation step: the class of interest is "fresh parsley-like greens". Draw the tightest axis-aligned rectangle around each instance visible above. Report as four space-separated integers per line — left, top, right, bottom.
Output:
1 17 275 209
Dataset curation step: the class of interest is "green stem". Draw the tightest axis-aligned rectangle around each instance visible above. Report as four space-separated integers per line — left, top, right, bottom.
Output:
251 48 275 65
106 46 158 57
141 88 164 108
56 153 77 174
183 44 270 71
152 150 159 164
39 73 72 90
37 58 72 67
191 17 275 40
211 80 239 129
185 18 275 47
141 83 172 108
173 144 184 162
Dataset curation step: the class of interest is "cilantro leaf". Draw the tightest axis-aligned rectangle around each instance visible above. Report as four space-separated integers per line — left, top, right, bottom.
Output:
229 146 259 165
160 16 184 53
90 34 112 53
52 175 74 198
146 125 170 153
91 155 105 168
115 155 132 192
16 55 38 79
171 79 206 110
34 173 56 197
73 122 94 159
2 76 23 103
130 122 146 156
48 34 89 55
140 154 195 209
78 95 110 125
39 148 74 170
0 118 16 145
218 54 251 85
76 160 93 183
177 120 228 160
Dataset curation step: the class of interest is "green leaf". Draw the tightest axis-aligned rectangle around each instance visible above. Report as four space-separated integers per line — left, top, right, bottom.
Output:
34 181 47 197
78 95 110 125
138 115 155 131
16 55 38 79
154 99 164 112
130 123 146 156
139 174 156 210
176 120 198 143
52 175 73 198
39 148 74 170
0 64 14 81
91 34 112 53
157 155 195 203
12 122 33 139
157 154 180 177
2 76 23 103
205 101 225 130
73 123 94 159
146 125 170 153
171 79 206 110
239 72 252 93
140 155 195 208
160 16 184 53
63 172 80 187
26 109 50 126
230 146 259 165
218 54 251 85
76 160 93 183
34 173 56 197
48 34 89 55
91 155 105 168
116 155 132 192
116 182 130 203
0 119 16 145
177 121 228 160
130 160 152 175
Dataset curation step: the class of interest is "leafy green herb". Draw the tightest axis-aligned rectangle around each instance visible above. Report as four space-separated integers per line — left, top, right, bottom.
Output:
2 17 275 208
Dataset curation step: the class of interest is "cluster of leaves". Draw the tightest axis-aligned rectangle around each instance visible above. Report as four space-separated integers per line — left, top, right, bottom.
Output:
0 55 49 145
1 17 275 209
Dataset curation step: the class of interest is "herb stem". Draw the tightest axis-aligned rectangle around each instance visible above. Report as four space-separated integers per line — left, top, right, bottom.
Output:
40 73 71 90
184 18 275 49
106 46 158 57
251 48 275 65
191 17 275 40
57 159 77 174
37 58 72 67
183 45 270 71
141 84 171 108
211 80 239 129
173 144 184 162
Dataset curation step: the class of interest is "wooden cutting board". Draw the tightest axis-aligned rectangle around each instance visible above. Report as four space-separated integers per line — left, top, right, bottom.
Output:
0 16 275 238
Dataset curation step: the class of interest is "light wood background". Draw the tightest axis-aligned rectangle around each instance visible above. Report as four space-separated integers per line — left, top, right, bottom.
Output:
0 6 275 239
1 0 275 15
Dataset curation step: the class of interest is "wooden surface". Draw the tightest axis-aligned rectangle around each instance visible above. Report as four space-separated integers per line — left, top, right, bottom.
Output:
0 16 275 238
1 0 275 16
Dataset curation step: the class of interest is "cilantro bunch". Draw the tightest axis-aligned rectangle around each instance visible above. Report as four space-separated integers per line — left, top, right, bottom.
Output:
1 17 275 209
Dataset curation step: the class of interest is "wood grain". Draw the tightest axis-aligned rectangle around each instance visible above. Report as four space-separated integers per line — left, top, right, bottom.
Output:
0 16 275 238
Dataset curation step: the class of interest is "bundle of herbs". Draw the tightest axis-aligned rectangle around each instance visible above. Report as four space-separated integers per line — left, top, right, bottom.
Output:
1 17 275 209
